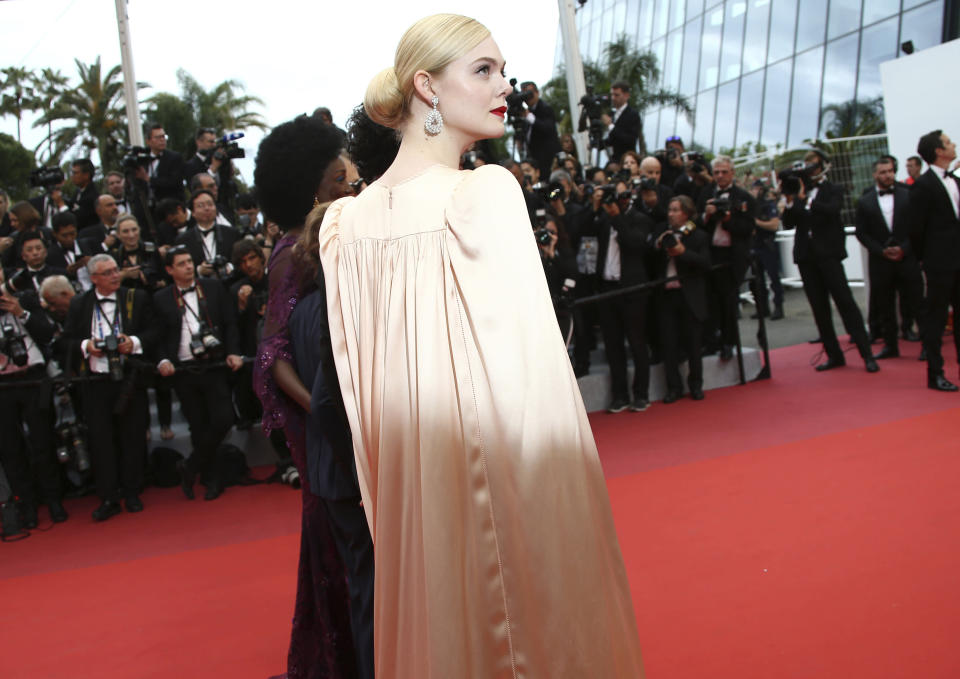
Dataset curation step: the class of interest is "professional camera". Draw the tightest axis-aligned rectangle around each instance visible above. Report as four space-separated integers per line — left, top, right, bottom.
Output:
658 224 694 251
598 184 620 205
532 180 564 202
0 322 29 367
533 208 553 246
577 85 611 151
710 196 732 215
4 269 34 294
235 213 256 237
505 78 535 137
777 161 819 196
121 145 152 172
210 255 231 279
47 361 91 472
189 322 223 359
683 151 707 174
636 177 659 192
93 333 124 382
29 166 65 189
212 132 245 161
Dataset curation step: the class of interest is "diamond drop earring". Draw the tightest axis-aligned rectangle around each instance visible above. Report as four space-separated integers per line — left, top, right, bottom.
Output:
424 95 443 136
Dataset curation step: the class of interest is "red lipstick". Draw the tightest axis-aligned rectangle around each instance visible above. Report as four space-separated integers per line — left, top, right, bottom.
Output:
490 106 507 118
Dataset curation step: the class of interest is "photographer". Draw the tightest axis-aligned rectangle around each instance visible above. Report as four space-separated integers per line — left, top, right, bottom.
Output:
602 81 640 162
587 182 654 412
155 246 243 501
109 214 165 292
68 159 99 231
63 254 157 521
783 150 877 373
184 128 238 210
674 151 713 202
188 173 235 226
175 189 240 283
105 171 129 214
230 240 268 429
0 267 64 526
2 201 46 270
28 177 70 229
4 231 66 295
80 194 121 245
503 159 547 226
697 155 756 359
47 212 96 292
154 198 189 248
655 196 711 403
535 213 578 336
519 81 561 178
659 136 686 188
235 192 263 238
146 123 185 203
750 180 785 320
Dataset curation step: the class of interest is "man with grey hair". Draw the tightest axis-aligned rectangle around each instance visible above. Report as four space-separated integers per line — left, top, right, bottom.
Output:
64 253 157 520
697 155 756 359
40 274 76 323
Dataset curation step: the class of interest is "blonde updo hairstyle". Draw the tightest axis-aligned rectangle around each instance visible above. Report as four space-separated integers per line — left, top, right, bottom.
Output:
364 14 491 130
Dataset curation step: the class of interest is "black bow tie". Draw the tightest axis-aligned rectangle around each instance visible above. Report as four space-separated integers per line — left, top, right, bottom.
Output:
944 170 958 182
179 286 196 294
878 188 894 196
97 296 115 304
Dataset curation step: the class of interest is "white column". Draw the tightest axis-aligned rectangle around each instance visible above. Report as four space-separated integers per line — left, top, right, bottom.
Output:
115 0 143 146
557 0 589 162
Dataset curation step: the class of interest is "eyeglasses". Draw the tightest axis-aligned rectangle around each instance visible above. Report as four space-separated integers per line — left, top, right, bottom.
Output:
92 267 120 277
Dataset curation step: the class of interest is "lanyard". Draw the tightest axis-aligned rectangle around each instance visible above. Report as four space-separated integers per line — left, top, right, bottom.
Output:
175 285 213 327
94 298 121 339
198 227 217 261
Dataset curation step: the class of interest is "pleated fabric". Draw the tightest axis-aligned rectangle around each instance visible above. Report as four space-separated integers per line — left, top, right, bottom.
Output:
319 163 644 679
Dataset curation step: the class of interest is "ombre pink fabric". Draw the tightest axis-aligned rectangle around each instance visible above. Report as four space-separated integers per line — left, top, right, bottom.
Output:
319 164 644 679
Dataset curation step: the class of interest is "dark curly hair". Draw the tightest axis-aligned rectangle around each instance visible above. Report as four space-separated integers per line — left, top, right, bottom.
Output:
346 104 400 183
254 115 343 229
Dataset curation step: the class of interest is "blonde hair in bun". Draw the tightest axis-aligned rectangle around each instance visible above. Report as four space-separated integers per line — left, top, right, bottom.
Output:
364 14 490 129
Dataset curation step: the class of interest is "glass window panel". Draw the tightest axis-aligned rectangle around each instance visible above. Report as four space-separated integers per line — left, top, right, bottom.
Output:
611 0 628 32
680 16 703 95
900 1 945 53
625 0 640 37
768 0 798 63
857 16 898 102
694 88 717 149
651 38 666 87
644 108 662 156
675 110 694 150
827 0 861 40
592 15 603 59
714 80 740 151
720 1 747 83
687 0 706 19
700 7 724 90
788 47 824 146
736 69 765 148
653 0 670 39
904 0 932 8
821 34 859 112
795 0 827 53
761 59 793 147
863 0 899 25
663 29 683 92
743 0 771 74
671 0 686 29
638 0 654 45
660 107 678 145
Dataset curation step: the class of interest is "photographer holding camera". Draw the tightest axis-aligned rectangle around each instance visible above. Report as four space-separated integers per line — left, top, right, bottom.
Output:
184 128 240 210
782 150 877 373
231 240 268 429
155 246 243 501
68 159 100 231
63 254 156 520
750 180 785 321
697 155 756 359
79 194 121 245
0 266 65 526
46 212 96 292
602 81 640 163
176 189 240 283
518 81 561 178
145 123 185 204
109 215 165 292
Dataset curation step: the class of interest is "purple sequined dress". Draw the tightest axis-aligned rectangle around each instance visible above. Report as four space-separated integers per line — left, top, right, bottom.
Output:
255 233 357 679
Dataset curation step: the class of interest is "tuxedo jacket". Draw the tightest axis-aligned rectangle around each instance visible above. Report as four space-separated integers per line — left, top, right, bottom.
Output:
10 289 57 351
4 264 67 295
63 287 157 373
152 278 240 364
150 150 186 203
46 239 100 275
652 225 712 321
696 182 756 271
908 168 960 272
70 183 100 231
855 185 914 263
78 222 112 244
1 226 55 271
175 223 241 269
784 180 847 263
606 105 640 161
527 99 561 176
110 241 165 291
590 207 654 290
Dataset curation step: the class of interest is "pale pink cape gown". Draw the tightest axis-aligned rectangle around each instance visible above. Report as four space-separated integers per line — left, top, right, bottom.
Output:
318 163 644 678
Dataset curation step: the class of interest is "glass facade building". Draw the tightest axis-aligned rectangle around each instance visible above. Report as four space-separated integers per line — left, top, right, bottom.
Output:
556 0 946 153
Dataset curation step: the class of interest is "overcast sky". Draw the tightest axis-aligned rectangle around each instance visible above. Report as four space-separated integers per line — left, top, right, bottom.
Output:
1 0 561 182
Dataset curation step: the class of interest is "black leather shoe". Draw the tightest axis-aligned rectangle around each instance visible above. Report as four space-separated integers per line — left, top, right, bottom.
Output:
864 358 880 373
628 398 649 412
770 306 784 321
606 398 629 414
124 495 143 513
203 481 224 501
902 329 921 342
176 459 195 500
918 348 928 361
928 375 959 392
873 346 899 360
719 345 734 360
690 388 705 401
48 501 68 523
662 390 681 404
815 356 846 371
92 500 122 522
808 337 822 344
19 503 38 529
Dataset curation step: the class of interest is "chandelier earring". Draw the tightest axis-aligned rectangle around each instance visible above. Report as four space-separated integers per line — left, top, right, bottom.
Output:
424 95 443 136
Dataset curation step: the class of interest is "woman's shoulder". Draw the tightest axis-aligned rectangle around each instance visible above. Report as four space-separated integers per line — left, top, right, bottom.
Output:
447 164 524 215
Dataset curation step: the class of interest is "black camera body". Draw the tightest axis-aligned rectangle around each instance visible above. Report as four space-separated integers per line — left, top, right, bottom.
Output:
778 161 819 196
684 152 707 174
659 224 694 251
636 177 659 192
121 145 152 172
711 196 732 215
578 85 612 151
29 166 65 189
504 79 534 138
598 184 620 205
0 322 29 367
210 255 231 279
94 333 124 382
189 322 223 359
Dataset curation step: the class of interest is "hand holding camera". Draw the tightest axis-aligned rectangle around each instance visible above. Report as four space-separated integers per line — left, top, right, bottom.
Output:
237 284 253 312
0 288 25 318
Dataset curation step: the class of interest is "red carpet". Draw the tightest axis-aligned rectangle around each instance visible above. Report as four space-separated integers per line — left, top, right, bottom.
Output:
2 342 958 678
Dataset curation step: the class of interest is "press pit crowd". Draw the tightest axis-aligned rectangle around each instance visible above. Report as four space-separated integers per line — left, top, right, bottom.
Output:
2 85 959 532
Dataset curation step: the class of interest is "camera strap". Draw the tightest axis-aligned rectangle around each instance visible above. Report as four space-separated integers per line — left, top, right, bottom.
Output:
94 298 122 338
175 284 214 328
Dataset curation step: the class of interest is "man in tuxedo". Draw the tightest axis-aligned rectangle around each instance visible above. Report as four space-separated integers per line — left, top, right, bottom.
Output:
784 150 878 373
176 190 241 282
188 173 235 226
28 180 70 229
155 246 243 500
47 212 96 291
520 81 561 177
909 130 960 391
145 123 185 203
230 240 268 428
4 232 66 295
184 128 234 201
587 184 655 413
154 198 189 248
905 156 923 186
68 159 99 231
104 171 129 214
603 81 641 163
79 194 121 245
855 156 923 360
63 254 156 520
697 155 756 358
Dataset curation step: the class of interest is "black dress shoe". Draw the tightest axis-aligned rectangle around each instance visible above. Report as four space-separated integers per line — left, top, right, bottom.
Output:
92 500 122 522
864 358 880 373
203 481 224 501
902 329 921 342
873 346 899 360
662 390 681 404
124 495 143 513
48 501 68 523
808 337 822 344
928 375 959 392
176 459 195 500
719 345 734 360
815 356 846 371
690 388 705 401
770 306 784 321
606 398 629 414
19 503 38 529
918 348 928 361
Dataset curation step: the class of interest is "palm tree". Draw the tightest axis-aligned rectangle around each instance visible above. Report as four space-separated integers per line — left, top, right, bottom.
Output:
543 34 693 154
176 69 267 138
0 66 37 143
819 96 886 138
30 67 69 162
34 57 145 171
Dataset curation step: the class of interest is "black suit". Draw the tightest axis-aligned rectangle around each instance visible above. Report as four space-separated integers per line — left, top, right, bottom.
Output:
175 224 241 282
526 99 561 177
855 185 923 350
289 286 374 679
154 279 239 483
78 222 113 244
605 105 641 162
63 287 156 501
785 180 872 363
909 168 960 379
70 183 100 231
149 150 185 203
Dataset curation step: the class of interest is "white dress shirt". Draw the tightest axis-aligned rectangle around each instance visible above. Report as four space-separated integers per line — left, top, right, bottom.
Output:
876 185 895 231
176 287 202 362
80 292 143 373
931 165 960 218
603 228 621 281
63 243 93 291
0 311 44 373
